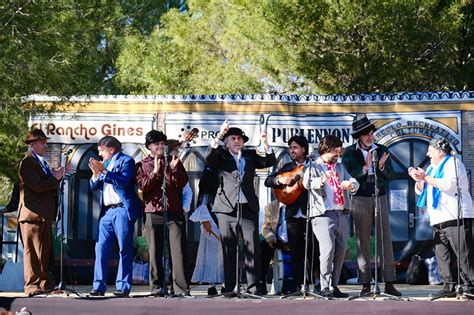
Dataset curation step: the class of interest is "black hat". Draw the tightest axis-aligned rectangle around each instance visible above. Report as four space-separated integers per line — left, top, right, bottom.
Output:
222 127 249 143
166 139 181 152
351 117 376 139
145 130 167 148
25 129 49 144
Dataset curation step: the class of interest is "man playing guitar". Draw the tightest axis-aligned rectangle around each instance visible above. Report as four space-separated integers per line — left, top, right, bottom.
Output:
264 136 320 292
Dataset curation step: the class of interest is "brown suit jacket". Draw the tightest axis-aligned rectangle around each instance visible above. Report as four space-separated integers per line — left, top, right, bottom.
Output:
18 153 59 222
261 199 282 244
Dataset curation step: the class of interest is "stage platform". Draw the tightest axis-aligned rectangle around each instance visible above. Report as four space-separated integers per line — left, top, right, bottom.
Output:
1 284 473 315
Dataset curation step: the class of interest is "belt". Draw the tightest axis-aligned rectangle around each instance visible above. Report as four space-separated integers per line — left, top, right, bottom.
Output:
366 175 375 183
104 202 124 210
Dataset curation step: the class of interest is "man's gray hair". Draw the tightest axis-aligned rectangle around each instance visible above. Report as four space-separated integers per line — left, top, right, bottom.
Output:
429 138 452 155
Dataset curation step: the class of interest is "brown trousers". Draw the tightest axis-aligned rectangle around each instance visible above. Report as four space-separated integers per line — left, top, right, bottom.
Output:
20 221 54 294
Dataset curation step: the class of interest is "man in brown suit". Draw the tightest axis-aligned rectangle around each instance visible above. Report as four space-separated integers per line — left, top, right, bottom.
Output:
18 129 66 296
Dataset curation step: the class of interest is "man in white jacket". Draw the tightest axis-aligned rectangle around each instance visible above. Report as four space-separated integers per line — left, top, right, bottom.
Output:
408 138 474 299
303 135 359 298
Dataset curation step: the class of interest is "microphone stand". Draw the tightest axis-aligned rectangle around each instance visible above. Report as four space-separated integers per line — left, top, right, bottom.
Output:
349 150 405 301
30 157 82 298
282 151 329 300
160 147 172 297
431 152 473 300
232 150 262 299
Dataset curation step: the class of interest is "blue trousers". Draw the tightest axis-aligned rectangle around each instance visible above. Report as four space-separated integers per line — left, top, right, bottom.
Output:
93 206 134 292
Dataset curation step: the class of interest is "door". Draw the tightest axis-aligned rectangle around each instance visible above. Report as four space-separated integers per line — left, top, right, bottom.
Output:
387 139 432 261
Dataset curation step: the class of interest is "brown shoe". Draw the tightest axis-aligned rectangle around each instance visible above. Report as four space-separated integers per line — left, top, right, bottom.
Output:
360 283 371 296
384 283 402 296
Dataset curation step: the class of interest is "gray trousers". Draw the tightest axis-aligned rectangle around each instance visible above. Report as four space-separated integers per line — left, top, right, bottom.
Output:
311 210 349 290
351 195 396 283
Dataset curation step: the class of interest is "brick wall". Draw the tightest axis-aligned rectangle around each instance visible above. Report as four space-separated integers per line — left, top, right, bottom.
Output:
46 143 62 168
462 111 474 196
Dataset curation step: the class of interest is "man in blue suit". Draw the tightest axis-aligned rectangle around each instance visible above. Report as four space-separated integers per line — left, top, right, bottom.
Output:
88 136 141 297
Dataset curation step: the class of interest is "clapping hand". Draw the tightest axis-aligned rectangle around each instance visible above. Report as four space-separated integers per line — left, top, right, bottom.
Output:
341 180 354 190
378 152 390 170
170 155 180 169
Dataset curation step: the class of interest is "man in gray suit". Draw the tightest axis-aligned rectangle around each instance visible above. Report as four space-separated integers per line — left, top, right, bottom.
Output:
303 135 359 298
206 120 276 296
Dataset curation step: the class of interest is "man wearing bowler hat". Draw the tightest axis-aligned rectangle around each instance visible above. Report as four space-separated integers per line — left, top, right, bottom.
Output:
341 116 401 297
206 120 276 296
18 128 66 296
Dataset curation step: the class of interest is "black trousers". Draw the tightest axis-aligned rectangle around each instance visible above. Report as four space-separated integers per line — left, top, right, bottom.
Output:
144 212 189 294
218 204 261 292
433 218 474 287
260 239 275 284
286 217 320 286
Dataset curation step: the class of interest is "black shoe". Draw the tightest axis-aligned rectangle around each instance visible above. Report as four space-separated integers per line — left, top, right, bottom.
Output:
320 287 333 298
360 283 371 297
332 287 349 298
223 292 236 298
89 289 105 297
430 283 455 299
207 287 218 296
384 283 402 297
113 290 130 297
255 283 268 296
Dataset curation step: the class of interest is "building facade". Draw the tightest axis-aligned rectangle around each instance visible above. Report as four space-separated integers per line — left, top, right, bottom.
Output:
26 92 474 281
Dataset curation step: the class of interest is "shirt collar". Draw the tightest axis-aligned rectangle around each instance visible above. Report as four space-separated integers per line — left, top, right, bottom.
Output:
356 141 378 151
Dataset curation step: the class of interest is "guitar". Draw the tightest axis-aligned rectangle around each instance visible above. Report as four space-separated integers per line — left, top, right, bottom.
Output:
273 164 307 205
177 127 199 159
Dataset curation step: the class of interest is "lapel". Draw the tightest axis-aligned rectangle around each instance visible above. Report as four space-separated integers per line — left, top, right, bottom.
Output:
27 152 50 177
223 149 239 172
354 147 366 166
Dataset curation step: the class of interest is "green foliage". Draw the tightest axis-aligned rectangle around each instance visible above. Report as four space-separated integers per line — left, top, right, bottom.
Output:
116 0 473 94
0 1 182 192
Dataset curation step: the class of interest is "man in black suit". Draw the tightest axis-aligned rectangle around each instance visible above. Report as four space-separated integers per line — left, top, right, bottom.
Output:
206 120 276 296
264 136 319 292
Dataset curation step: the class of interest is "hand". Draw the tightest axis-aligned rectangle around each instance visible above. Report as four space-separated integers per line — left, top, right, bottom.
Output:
414 167 427 181
153 155 160 174
407 167 418 180
363 151 373 173
321 170 334 184
219 119 229 137
268 241 276 249
261 130 269 151
378 152 390 170
202 221 212 234
88 158 99 176
341 180 354 190
277 175 295 186
169 155 180 169
52 166 65 180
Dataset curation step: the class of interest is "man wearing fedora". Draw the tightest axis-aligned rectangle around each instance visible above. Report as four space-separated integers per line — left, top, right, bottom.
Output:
18 128 66 296
341 116 401 297
205 120 276 296
135 131 190 296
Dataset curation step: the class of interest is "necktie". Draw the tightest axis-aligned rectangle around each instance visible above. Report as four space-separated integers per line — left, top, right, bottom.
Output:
43 160 52 176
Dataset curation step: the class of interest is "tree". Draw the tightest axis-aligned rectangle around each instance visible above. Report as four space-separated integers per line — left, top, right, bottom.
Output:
0 1 183 200
115 0 473 94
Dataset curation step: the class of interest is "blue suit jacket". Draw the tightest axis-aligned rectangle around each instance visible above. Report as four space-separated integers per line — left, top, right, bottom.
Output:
90 152 141 222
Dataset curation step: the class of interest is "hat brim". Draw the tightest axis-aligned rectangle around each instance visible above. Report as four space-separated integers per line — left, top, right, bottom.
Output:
351 123 376 138
24 136 50 144
223 134 249 143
